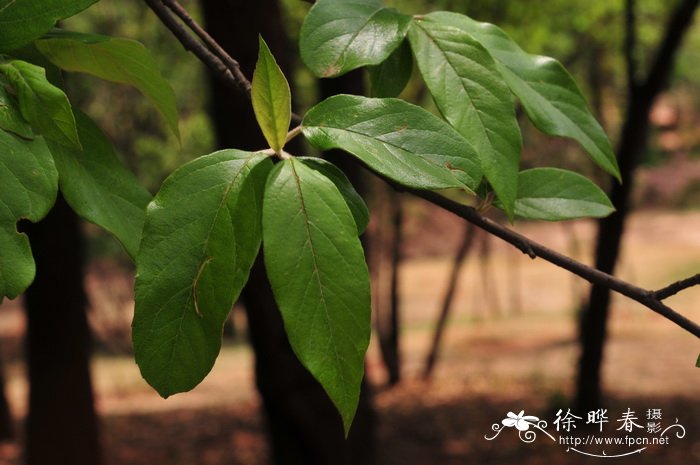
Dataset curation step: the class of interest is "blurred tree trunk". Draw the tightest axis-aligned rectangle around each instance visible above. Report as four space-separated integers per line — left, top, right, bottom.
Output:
385 195 402 384
23 195 101 465
0 358 13 441
362 167 402 385
201 1 376 464
423 223 476 379
575 0 699 412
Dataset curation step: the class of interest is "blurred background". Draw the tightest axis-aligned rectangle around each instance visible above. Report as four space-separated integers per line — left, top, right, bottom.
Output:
0 0 699 464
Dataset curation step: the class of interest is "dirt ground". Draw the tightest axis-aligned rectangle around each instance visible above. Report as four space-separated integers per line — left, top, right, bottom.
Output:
0 207 698 464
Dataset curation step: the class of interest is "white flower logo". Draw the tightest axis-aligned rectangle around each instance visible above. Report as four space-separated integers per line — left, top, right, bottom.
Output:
502 411 540 431
486 410 555 443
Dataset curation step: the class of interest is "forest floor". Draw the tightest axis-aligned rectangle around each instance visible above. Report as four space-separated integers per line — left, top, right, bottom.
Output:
0 207 698 464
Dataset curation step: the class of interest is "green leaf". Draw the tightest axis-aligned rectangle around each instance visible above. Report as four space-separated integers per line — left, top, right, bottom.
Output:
299 157 369 234
0 0 97 52
300 0 412 78
368 39 413 98
0 59 79 148
507 168 614 221
0 84 32 138
133 150 271 397
252 36 291 153
46 111 152 258
0 130 58 300
302 94 482 191
262 158 371 434
35 30 180 139
427 12 620 181
409 17 522 218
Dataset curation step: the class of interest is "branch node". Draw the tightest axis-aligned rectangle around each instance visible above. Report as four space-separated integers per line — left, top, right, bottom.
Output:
653 273 700 301
521 243 537 259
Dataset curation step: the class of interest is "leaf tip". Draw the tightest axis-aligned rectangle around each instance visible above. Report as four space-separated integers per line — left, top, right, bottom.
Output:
257 34 269 54
337 399 360 438
252 35 291 153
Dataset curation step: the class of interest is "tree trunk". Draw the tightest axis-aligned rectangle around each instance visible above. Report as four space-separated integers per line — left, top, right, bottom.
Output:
385 195 402 384
201 1 375 463
23 195 101 465
575 0 699 412
0 358 13 441
423 223 476 379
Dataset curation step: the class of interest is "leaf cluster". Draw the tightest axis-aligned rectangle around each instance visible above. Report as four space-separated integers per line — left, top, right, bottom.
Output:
0 0 627 435
0 1 176 295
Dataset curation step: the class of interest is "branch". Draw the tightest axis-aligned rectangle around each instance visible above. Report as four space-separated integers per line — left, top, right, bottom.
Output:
161 0 251 94
144 0 248 94
408 188 700 338
145 0 700 340
143 0 303 124
653 274 700 300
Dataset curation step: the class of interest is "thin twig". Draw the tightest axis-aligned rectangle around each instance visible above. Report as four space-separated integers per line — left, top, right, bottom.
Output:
162 0 251 94
410 188 700 338
145 0 700 340
144 0 302 125
143 0 247 94
654 273 700 300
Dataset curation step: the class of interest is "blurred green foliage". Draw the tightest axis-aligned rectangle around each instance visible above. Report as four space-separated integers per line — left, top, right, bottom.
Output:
63 0 214 193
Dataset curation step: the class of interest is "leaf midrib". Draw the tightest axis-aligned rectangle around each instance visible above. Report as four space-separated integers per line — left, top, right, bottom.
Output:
309 118 472 186
289 160 349 404
329 5 386 74
257 56 285 149
414 21 498 155
148 154 260 386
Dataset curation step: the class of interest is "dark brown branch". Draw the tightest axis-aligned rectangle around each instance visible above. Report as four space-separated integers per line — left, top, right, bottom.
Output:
144 0 303 124
654 273 700 300
143 0 248 94
161 0 251 95
144 0 301 125
409 188 700 338
146 0 700 340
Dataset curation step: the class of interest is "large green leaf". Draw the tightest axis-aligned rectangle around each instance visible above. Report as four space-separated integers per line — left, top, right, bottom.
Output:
0 59 80 148
428 11 620 180
252 36 291 153
409 17 522 218
35 30 179 139
262 158 371 433
368 39 413 98
133 150 271 397
0 130 58 300
302 95 482 191
509 168 614 221
299 0 412 77
0 0 97 52
0 84 32 138
299 157 369 234
46 111 152 258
